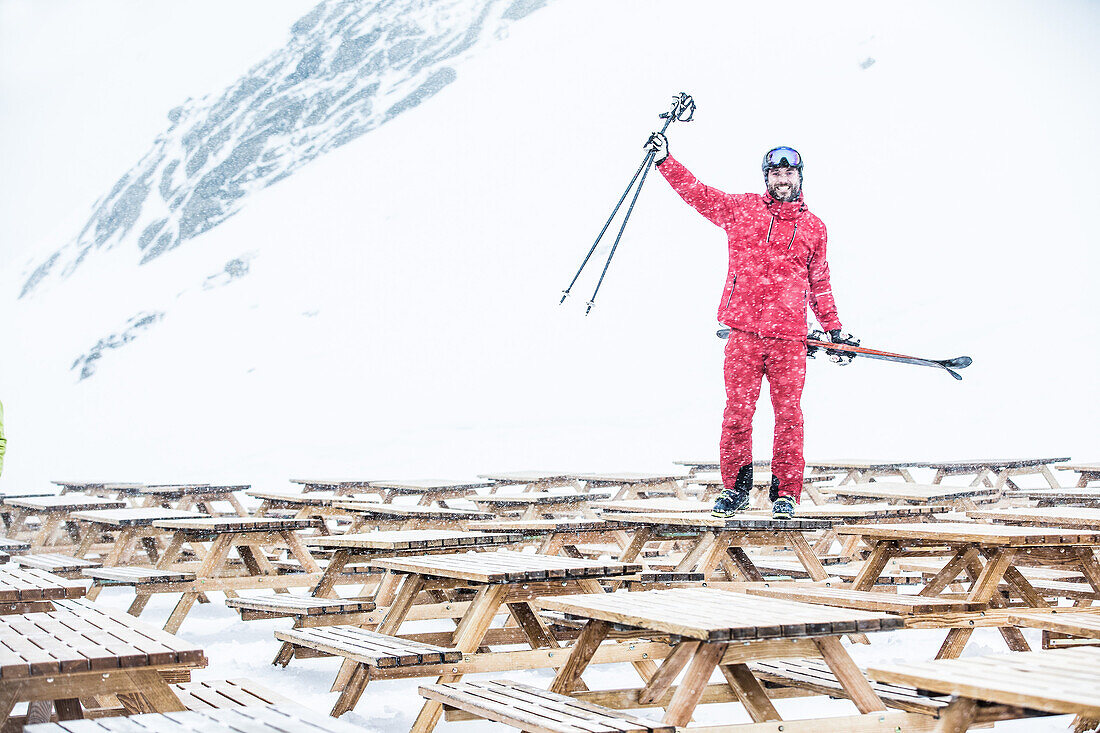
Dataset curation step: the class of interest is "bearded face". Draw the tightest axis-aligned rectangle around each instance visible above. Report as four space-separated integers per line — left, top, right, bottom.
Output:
766 166 802 202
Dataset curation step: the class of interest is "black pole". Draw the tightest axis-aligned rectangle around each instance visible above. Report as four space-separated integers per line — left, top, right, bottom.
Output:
586 149 656 314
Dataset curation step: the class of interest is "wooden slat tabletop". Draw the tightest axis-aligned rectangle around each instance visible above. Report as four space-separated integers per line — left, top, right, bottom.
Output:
535 587 903 641
303 530 519 551
746 584 987 614
50 481 138 491
867 647 1100 716
135 484 248 497
368 479 494 491
3 496 126 511
152 516 319 533
466 518 635 533
0 489 58 500
0 538 31 553
369 549 642 583
572 472 689 484
921 457 1071 470
835 521 1100 546
24 704 372 731
0 567 86 601
69 507 208 526
820 483 997 501
968 506 1100 529
0 602 205 679
1008 610 1100 639
478 471 582 483
687 472 832 486
471 491 609 507
599 511 833 531
746 504 945 520
1011 488 1100 504
805 459 927 470
1059 463 1100 473
247 489 341 505
330 502 493 520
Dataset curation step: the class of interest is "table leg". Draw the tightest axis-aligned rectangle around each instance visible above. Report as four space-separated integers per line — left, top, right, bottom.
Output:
164 534 234 634
725 546 765 582
719 663 780 722
117 670 187 713
31 513 62 548
936 547 1016 659
852 542 897 591
226 493 249 517
507 601 560 649
409 584 509 733
638 640 700 704
312 548 350 598
617 527 653 563
282 530 321 573
674 532 718 572
814 636 886 712
786 531 828 581
1039 464 1062 489
662 641 728 726
549 618 611 694
918 548 978 597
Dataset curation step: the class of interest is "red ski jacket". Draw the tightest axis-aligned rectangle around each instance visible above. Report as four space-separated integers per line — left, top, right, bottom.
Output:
658 155 842 341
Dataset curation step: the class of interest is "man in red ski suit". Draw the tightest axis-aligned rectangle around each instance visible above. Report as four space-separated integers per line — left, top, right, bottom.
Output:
646 135 858 519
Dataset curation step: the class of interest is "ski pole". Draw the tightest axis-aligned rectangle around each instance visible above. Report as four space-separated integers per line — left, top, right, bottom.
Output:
586 149 657 314
559 154 653 304
560 92 695 310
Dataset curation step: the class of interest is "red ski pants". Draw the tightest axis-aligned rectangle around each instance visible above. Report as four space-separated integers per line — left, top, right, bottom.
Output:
719 329 807 501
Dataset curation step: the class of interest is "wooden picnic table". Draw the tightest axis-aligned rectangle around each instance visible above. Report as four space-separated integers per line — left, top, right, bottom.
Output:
818 482 997 509
478 471 586 492
534 587 902 726
248 489 378 532
23 705 372 732
1009 608 1100 649
0 600 206 727
831 522 1100 658
570 473 691 500
366 479 494 505
599 512 835 583
867 647 1100 728
3 495 126 549
0 566 84 614
50 481 140 496
330 550 643 727
1057 462 1100 487
468 491 611 520
120 516 325 633
804 459 924 485
115 483 250 516
923 456 1070 489
69 507 207 595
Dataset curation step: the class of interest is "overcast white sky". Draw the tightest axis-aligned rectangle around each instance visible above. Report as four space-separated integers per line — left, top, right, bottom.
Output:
0 0 316 263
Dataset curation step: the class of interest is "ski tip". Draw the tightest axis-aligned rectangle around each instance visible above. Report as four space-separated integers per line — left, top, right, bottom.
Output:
716 328 730 340
947 368 963 381
946 356 973 369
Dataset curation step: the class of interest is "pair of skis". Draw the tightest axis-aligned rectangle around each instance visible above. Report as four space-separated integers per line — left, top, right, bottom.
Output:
716 328 973 380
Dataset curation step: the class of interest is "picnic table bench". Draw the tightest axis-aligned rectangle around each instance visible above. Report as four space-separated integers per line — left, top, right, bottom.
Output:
0 489 57 531
0 601 206 727
69 507 207 573
469 491 611 519
290 477 380 495
1058 462 1100 487
292 550 642 722
23 704 378 732
0 566 85 614
1010 487 1100 507
967 505 1100 529
532 587 907 727
818 482 997 509
465 517 641 559
331 501 494 531
833 522 1100 658
672 459 770 476
923 456 1069 489
868 647 1100 730
1009 609 1100 649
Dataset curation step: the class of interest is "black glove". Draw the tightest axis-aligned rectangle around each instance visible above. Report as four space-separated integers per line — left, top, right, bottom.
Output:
827 330 860 365
644 132 669 164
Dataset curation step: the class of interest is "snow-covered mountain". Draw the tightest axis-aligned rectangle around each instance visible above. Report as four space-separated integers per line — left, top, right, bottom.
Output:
19 0 548 298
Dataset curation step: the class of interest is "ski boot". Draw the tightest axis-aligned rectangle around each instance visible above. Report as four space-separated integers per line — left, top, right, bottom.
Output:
712 464 752 518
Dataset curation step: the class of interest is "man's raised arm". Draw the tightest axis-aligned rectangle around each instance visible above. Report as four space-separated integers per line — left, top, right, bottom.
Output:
647 132 737 228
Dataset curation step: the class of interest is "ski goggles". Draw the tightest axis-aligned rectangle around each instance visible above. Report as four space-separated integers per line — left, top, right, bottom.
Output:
762 147 802 171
